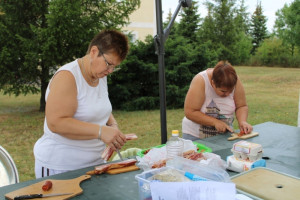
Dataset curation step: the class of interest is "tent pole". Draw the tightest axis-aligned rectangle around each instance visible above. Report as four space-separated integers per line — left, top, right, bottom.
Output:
154 0 167 144
154 0 192 144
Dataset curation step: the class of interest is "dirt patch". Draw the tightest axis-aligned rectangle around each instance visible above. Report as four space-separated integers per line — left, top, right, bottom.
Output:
0 115 8 122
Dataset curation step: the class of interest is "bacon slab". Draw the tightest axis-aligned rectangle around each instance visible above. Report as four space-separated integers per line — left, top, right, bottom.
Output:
87 159 137 175
101 146 114 161
101 134 138 161
109 158 137 169
125 133 138 140
151 159 167 169
183 150 206 161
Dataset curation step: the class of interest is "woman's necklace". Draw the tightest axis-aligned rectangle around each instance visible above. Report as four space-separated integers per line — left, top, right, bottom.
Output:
81 58 98 84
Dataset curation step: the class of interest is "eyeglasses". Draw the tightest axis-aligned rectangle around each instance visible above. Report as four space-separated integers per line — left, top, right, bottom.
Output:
100 52 121 72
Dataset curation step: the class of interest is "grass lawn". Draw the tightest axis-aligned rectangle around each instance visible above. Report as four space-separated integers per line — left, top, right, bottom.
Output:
0 66 300 182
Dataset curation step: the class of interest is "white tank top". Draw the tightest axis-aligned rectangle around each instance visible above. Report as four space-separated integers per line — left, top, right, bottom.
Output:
34 59 111 170
182 70 235 139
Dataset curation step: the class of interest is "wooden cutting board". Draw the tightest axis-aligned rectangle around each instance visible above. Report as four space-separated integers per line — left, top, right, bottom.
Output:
5 175 91 200
231 168 300 200
227 131 259 141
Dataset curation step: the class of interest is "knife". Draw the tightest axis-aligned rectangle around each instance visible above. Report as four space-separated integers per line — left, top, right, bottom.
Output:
116 149 124 161
14 193 73 200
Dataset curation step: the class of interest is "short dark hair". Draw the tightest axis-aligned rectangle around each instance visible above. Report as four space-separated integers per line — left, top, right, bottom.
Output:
212 61 237 89
87 30 129 61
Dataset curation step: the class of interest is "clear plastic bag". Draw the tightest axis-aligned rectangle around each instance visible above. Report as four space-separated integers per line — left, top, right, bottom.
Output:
167 156 231 182
201 152 228 170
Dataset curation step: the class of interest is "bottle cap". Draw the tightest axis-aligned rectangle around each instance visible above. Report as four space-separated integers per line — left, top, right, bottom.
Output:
172 130 179 136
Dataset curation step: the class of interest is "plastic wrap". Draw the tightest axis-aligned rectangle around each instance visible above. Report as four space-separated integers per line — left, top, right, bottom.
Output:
166 156 231 182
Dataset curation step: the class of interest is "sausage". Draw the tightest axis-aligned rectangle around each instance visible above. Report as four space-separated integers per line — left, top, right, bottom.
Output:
42 180 53 191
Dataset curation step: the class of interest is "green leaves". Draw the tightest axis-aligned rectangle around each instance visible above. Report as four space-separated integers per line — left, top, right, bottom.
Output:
0 0 140 111
274 0 300 56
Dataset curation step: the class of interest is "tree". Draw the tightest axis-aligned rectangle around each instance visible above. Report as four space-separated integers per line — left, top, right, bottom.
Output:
274 0 300 56
0 0 140 111
0 1 49 99
232 0 252 64
108 36 159 110
250 1 268 54
198 0 248 64
177 0 201 42
234 0 250 34
198 2 216 43
107 1 217 111
250 37 300 67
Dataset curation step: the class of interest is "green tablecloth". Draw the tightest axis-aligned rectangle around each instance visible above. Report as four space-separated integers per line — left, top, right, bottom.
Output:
0 122 299 200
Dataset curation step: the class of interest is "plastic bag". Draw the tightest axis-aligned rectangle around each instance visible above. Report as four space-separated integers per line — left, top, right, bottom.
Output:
200 152 228 170
167 156 231 182
136 146 167 171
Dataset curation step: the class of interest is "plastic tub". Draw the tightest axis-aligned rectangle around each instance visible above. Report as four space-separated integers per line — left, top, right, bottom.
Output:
135 167 186 200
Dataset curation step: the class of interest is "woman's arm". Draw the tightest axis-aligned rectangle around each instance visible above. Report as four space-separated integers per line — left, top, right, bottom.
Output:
234 78 253 134
184 74 232 133
106 113 119 129
45 71 126 149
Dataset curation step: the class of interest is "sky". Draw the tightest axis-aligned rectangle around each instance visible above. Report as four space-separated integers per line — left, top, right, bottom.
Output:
161 0 294 32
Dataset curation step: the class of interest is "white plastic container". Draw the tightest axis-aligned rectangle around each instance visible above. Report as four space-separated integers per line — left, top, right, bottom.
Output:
166 130 183 159
226 155 266 172
231 140 263 162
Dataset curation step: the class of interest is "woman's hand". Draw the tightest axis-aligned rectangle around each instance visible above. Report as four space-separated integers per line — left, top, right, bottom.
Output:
214 120 233 133
239 121 253 134
100 126 126 151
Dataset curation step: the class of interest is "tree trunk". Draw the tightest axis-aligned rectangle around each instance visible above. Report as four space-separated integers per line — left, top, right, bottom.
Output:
40 82 47 112
39 63 49 112
39 80 47 112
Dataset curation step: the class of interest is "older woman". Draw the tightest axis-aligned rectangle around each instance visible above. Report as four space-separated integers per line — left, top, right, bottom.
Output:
34 30 129 178
182 61 252 141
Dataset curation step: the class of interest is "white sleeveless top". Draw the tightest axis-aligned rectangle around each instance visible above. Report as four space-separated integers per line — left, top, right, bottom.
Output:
34 60 111 170
182 70 235 139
